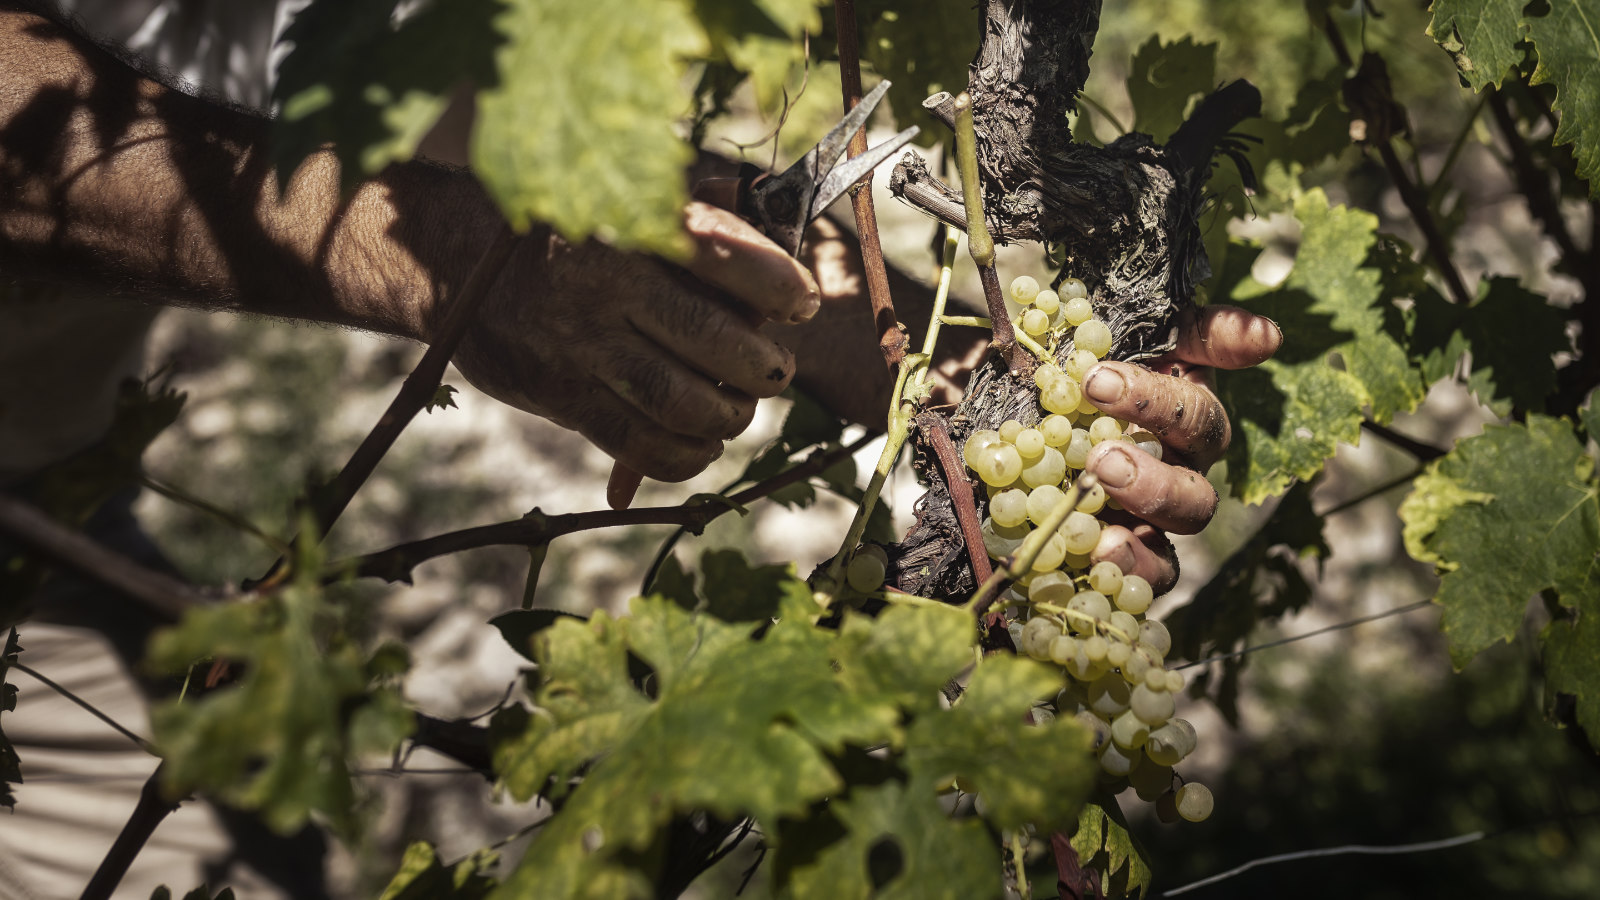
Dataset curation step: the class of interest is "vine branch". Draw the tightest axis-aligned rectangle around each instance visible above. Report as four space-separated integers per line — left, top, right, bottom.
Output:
80 764 181 900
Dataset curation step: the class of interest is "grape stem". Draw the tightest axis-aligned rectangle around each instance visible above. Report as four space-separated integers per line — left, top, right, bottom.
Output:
953 91 1025 376
1010 831 1030 899
1027 601 1135 646
938 314 992 328
967 473 1098 616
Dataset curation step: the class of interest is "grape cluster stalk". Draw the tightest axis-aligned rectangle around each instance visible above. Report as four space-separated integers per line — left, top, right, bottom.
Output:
980 275 1212 824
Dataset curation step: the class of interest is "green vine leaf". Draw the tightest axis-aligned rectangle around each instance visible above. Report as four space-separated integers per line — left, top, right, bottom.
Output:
378 841 499 900
1127 36 1217 143
1406 277 1567 415
1071 796 1153 899
272 0 503 186
777 780 999 900
486 589 978 900
1526 0 1600 194
1216 188 1425 504
1426 0 1529 91
146 580 414 836
858 1 975 145
1399 416 1600 688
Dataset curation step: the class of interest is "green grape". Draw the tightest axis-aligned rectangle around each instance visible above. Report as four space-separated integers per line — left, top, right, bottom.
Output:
990 488 1029 528
1020 616 1059 661
1075 481 1108 514
1064 648 1104 682
1034 363 1065 389
1175 783 1214 823
846 551 887 593
1121 650 1152 685
1063 348 1097 380
1088 561 1123 596
1063 428 1092 468
1130 684 1174 725
1075 391 1100 416
1049 634 1077 665
1040 378 1084 415
1032 532 1068 571
1027 570 1074 606
981 516 1030 558
1105 641 1132 667
1021 446 1066 489
1165 670 1185 693
1025 484 1066 525
975 443 1024 486
1087 673 1130 718
1075 319 1114 357
1108 611 1139 643
1132 433 1163 460
1111 709 1151 748
1130 761 1174 802
1063 550 1093 571
998 419 1024 442
1144 667 1168 692
1014 427 1046 458
962 429 1002 469
1021 308 1050 336
1099 738 1138 777
1139 619 1172 656
1083 634 1110 662
1066 589 1111 630
1088 415 1123 445
1115 575 1153 615
1060 277 1089 301
1034 289 1060 315
1076 710 1111 750
1010 274 1040 303
1060 510 1102 555
1063 296 1094 326
1040 414 1074 446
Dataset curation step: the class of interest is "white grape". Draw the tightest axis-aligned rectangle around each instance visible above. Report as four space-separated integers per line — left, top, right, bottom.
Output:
990 489 1029 528
1031 532 1068 572
1063 348 1097 380
1075 320 1113 358
1063 428 1092 469
1129 761 1174 802
980 517 1030 558
1014 427 1046 458
998 419 1024 442
1144 667 1168 692
1139 619 1172 657
1175 783 1214 823
1088 415 1123 445
1105 641 1132 667
1110 709 1151 749
1025 484 1066 525
1049 634 1077 665
1098 738 1137 777
1108 611 1139 643
1059 277 1089 301
1075 481 1108 515
1021 308 1050 336
1088 561 1123 597
1009 275 1040 303
974 443 1024 486
846 552 887 593
1130 684 1175 725
1135 436 1164 460
1066 589 1111 628
1060 511 1102 556
1115 575 1153 615
1083 634 1109 662
1040 414 1074 446
1087 673 1130 718
1034 289 1061 315
1040 378 1085 416
1021 447 1066 489
1063 296 1094 326
1165 670 1185 693
1027 570 1074 605
962 430 1002 469
1034 363 1065 389
1019 616 1059 661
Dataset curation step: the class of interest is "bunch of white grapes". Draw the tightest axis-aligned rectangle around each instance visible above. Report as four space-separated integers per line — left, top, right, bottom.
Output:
976 274 1212 825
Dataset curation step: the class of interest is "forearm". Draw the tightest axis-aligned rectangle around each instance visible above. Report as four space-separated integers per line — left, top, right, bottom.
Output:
0 6 494 341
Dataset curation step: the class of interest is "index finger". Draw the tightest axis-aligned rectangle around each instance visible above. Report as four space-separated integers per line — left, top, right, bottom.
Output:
1170 305 1282 370
682 202 820 325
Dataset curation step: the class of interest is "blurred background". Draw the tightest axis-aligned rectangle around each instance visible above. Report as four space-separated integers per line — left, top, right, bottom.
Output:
15 0 1600 897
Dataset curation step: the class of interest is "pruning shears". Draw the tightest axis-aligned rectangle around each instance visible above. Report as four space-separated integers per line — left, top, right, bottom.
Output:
607 80 919 510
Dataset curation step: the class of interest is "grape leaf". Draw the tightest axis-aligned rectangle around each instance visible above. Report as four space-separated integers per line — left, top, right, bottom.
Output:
147 581 414 836
1404 276 1567 415
1427 0 1529 91
487 594 975 900
906 656 1096 834
1127 36 1217 143
857 1 975 144
1526 0 1600 195
1 629 20 810
777 780 999 900
692 0 826 108
1398 416 1600 672
1216 188 1426 503
473 0 708 258
1071 796 1153 899
378 842 498 900
272 0 503 186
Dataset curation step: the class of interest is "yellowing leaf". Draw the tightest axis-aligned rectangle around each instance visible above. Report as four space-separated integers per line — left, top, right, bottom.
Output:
1526 0 1600 194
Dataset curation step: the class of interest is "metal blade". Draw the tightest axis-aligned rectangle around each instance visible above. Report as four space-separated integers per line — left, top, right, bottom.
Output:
810 125 920 217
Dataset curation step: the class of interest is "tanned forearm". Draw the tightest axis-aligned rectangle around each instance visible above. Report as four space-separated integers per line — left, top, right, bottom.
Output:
0 5 496 342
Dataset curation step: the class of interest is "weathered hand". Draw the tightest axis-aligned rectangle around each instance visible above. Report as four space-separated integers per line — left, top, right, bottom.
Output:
1080 305 1282 593
450 202 820 482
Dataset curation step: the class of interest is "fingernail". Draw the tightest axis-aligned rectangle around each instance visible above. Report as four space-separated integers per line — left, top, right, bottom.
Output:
1094 444 1137 488
1085 366 1126 404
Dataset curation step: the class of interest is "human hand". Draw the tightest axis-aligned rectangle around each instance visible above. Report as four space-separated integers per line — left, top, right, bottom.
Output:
449 202 820 482
1079 305 1282 593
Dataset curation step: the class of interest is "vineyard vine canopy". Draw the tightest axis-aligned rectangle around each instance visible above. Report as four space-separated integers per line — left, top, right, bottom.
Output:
0 0 1598 898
